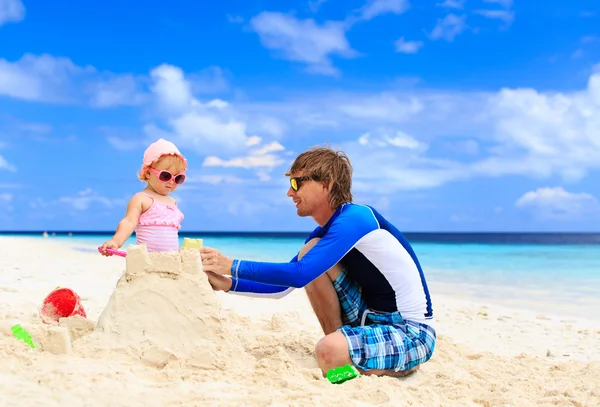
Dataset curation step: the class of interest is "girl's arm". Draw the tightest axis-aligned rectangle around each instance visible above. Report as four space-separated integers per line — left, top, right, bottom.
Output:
108 193 145 247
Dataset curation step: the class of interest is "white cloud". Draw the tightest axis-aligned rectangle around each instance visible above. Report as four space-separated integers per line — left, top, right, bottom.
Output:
144 64 289 177
394 37 424 54
308 0 329 13
232 70 600 192
0 55 224 108
246 135 262 146
430 14 466 41
190 175 244 185
0 154 16 172
188 66 229 94
450 213 478 222
355 0 410 21
256 170 271 181
29 190 127 215
203 141 285 169
253 116 287 137
571 49 584 60
146 64 254 153
0 193 12 202
483 0 512 7
99 127 149 151
349 148 467 192
204 154 277 169
341 129 463 192
15 122 52 134
6 52 600 196
226 15 244 24
247 2 411 74
476 0 515 26
0 54 95 102
169 110 248 150
254 140 285 155
437 0 464 8
474 9 514 24
475 73 600 182
57 188 125 211
444 139 480 155
581 36 598 44
106 136 144 151
515 187 600 220
89 74 147 107
339 94 423 120
150 64 194 113
0 183 23 189
249 12 356 75
0 0 25 26
0 54 150 107
358 128 427 151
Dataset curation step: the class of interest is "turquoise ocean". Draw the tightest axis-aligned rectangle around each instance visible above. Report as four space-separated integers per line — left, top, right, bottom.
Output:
4 232 600 318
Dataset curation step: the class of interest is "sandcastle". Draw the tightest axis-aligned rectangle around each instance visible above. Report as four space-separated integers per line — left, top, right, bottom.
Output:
85 244 249 370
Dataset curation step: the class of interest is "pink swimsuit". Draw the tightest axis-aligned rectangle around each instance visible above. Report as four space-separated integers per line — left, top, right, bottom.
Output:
135 192 184 252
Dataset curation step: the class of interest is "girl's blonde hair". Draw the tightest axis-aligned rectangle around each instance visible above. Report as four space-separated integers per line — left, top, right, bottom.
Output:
138 154 187 182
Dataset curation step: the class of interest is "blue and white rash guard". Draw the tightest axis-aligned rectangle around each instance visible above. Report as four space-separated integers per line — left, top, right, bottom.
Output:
229 203 433 324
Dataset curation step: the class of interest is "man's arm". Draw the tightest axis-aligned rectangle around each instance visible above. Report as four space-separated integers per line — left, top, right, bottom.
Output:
232 208 377 288
224 251 303 298
229 278 295 299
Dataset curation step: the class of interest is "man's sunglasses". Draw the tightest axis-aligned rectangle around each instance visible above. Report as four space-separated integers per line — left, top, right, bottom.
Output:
149 167 186 185
290 175 319 191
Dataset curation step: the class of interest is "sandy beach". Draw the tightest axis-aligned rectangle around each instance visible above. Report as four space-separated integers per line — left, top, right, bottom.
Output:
1 236 599 407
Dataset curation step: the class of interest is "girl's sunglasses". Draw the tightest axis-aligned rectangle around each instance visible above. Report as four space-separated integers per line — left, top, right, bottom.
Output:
290 175 319 191
149 167 186 185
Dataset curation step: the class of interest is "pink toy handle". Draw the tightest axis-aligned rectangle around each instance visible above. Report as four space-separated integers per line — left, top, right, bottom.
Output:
98 246 127 257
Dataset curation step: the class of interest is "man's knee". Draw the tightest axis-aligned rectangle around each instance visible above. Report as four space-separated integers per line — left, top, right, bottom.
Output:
314 331 423 377
314 332 351 373
298 238 320 260
298 238 343 281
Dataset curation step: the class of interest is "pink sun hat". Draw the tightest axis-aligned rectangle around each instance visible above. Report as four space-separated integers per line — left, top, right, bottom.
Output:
142 138 188 170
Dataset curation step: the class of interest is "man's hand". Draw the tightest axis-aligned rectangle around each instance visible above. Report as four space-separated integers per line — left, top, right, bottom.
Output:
200 247 233 275
205 271 233 292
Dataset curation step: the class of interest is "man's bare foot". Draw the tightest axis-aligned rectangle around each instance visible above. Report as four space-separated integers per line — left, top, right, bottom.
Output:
360 364 421 378
389 365 420 378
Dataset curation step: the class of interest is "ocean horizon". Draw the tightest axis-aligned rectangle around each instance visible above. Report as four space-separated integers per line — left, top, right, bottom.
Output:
3 230 600 244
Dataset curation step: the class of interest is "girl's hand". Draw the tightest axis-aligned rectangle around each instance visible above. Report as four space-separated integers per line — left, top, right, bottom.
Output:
101 239 121 256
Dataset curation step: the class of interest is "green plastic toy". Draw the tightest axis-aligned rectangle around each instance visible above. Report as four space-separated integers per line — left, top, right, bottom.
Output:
326 364 361 384
11 324 37 349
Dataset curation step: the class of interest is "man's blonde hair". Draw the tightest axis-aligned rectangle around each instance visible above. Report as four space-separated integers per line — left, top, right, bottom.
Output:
285 146 353 209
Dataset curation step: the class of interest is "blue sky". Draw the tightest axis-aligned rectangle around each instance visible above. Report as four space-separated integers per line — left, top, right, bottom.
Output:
1 0 599 232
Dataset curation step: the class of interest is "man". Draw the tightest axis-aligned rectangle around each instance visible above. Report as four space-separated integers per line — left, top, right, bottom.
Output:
200 147 436 377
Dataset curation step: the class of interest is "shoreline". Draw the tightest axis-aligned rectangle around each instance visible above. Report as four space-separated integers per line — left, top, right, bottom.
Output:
7 235 600 323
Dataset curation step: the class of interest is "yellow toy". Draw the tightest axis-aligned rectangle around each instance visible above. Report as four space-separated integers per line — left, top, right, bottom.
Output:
182 238 203 250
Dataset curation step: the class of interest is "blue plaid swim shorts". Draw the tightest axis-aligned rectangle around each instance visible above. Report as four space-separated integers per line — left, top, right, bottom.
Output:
333 270 436 372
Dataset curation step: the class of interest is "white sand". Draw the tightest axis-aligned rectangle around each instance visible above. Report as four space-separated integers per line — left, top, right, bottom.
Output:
0 236 599 407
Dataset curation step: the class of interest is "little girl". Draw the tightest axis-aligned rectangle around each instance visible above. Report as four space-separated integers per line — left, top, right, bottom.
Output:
101 138 187 254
